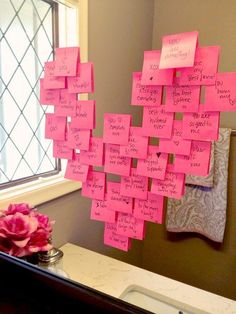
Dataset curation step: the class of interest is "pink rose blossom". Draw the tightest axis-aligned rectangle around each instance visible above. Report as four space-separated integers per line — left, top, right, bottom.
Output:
5 203 32 215
0 203 54 258
26 229 53 253
33 212 55 233
0 212 38 240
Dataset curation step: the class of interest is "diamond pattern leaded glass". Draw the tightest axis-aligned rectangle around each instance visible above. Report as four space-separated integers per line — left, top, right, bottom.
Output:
0 0 58 186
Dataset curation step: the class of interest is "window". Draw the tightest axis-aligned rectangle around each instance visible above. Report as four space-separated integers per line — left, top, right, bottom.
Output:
0 0 78 189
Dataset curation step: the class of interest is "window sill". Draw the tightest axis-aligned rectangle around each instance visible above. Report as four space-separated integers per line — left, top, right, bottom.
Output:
0 174 82 209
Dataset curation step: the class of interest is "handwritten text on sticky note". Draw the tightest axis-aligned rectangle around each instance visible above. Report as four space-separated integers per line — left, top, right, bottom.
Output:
71 100 95 129
141 50 174 85
204 72 236 111
136 145 168 180
104 144 131 176
151 164 185 199
159 120 191 155
131 72 162 106
40 79 60 105
104 223 131 251
116 213 145 240
120 168 148 200
55 89 77 117
80 137 104 167
178 46 220 85
133 192 164 224
45 113 66 140
174 140 211 176
106 182 133 214
82 170 106 200
165 78 200 112
182 107 220 141
159 31 198 69
55 47 80 77
91 195 116 223
103 113 131 145
65 154 89 182
142 106 174 138
120 127 148 159
67 126 90 150
53 140 73 160
43 61 65 89
67 62 94 94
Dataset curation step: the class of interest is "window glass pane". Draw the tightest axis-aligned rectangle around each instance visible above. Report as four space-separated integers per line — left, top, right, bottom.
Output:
0 0 56 185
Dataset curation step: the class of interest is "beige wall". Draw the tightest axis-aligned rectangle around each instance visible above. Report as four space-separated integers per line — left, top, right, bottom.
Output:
38 0 155 267
140 0 236 300
88 0 154 132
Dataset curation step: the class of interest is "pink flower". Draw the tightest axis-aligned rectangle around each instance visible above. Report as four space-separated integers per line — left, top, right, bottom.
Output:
0 212 38 246
26 229 53 254
5 203 32 216
33 212 55 233
0 203 54 258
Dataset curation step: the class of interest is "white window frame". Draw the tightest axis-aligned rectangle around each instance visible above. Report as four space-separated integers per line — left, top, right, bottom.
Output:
0 0 88 209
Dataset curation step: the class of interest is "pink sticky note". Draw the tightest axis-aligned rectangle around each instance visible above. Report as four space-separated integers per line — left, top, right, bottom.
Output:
151 164 185 199
141 50 174 85
174 140 211 176
70 100 95 129
54 47 80 77
45 113 66 140
131 72 162 106
204 72 236 111
91 195 116 223
133 192 164 224
80 137 104 167
120 127 148 159
142 106 174 138
136 145 168 180
106 182 133 214
53 140 73 160
116 213 145 240
104 223 131 251
43 61 65 89
67 62 94 94
40 79 60 105
120 168 148 200
103 113 131 145
67 124 90 150
64 153 89 182
178 46 220 85
182 106 220 141
54 89 77 117
82 170 106 200
165 78 200 112
104 144 131 176
159 31 198 69
159 120 191 155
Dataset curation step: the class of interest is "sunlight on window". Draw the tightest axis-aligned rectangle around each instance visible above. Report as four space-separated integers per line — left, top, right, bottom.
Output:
0 0 78 186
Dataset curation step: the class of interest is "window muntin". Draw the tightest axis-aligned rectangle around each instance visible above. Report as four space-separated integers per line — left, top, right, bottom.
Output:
0 0 58 188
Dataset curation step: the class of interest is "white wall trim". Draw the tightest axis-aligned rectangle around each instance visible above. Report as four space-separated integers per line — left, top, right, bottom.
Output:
0 175 82 209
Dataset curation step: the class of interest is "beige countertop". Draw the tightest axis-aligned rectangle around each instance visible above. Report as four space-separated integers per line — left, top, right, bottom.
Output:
60 243 236 314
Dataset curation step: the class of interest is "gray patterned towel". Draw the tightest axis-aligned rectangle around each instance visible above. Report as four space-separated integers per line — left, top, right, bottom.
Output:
166 128 231 242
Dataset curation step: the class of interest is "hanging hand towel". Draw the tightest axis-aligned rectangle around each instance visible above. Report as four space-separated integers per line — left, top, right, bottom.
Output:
166 128 231 242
